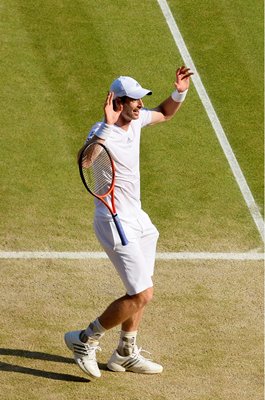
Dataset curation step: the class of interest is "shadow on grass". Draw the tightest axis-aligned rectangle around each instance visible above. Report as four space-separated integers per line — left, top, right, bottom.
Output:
0 348 90 382
0 348 74 363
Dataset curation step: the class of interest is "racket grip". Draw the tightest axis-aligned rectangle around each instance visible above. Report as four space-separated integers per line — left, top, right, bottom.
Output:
113 214 129 246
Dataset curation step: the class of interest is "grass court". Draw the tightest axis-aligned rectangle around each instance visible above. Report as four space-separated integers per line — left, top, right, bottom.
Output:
0 1 263 399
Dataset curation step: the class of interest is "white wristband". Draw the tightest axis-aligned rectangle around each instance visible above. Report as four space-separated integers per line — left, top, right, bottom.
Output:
171 89 188 103
94 122 113 140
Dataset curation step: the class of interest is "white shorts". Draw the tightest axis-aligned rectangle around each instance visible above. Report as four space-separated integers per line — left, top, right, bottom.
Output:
94 210 159 296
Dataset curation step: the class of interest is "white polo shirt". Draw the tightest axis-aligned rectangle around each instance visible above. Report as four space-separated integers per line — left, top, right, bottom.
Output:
86 108 152 221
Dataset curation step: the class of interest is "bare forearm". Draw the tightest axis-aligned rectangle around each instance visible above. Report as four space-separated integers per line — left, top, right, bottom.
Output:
152 96 183 121
77 134 104 163
150 66 193 124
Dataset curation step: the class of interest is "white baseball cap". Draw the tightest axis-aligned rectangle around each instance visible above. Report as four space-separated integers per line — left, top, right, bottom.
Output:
110 76 152 99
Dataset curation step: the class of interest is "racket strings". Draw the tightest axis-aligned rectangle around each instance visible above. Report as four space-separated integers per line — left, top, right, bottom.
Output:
82 146 113 196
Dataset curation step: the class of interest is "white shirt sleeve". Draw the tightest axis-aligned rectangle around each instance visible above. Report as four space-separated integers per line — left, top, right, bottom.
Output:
140 108 152 127
85 121 104 142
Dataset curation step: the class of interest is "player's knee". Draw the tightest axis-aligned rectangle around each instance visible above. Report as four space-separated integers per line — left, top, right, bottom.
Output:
135 287 153 308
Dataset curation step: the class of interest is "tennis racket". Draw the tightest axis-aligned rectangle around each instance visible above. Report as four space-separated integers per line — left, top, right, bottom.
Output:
78 141 129 246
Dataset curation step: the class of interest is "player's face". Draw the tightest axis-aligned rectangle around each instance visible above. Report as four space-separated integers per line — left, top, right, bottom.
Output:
121 97 144 121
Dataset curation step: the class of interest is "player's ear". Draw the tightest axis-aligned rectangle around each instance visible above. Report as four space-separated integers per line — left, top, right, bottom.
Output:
113 97 122 111
113 98 118 111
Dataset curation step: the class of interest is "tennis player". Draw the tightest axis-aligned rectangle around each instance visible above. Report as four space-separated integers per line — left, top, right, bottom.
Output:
65 66 193 378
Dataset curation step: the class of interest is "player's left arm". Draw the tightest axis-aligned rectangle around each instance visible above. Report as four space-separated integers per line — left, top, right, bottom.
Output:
150 66 193 125
77 91 121 163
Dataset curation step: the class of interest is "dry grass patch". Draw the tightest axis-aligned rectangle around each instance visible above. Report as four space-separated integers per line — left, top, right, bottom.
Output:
0 259 263 400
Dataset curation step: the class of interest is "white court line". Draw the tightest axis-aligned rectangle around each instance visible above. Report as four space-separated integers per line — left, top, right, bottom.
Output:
0 251 263 260
157 0 265 243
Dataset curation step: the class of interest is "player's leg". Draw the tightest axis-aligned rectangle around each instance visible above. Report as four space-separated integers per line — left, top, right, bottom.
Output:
107 297 163 375
64 216 160 377
64 288 153 378
107 214 162 373
114 211 159 357
121 305 145 332
117 307 145 356
98 287 153 330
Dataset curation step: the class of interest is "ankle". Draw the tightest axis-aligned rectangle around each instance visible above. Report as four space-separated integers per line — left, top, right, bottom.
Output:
82 318 106 342
117 330 138 356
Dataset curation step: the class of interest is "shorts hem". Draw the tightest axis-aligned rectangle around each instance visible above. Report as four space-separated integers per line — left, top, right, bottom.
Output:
126 283 153 296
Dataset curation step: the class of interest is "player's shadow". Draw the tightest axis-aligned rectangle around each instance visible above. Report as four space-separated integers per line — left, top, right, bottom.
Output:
0 348 104 382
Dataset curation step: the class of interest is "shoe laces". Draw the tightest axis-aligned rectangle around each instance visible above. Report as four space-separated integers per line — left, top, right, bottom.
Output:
82 342 102 359
133 346 152 361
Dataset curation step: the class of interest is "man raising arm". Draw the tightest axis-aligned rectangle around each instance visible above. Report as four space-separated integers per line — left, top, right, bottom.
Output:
65 66 193 378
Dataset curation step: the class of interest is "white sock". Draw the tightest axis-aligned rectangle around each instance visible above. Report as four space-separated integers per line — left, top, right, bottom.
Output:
80 318 106 342
118 330 137 356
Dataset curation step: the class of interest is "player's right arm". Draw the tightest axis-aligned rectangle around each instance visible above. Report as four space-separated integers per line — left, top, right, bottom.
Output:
77 134 104 164
78 90 122 160
78 90 123 163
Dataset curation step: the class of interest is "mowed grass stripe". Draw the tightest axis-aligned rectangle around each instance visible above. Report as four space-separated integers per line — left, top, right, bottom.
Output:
166 0 264 211
1 1 263 253
157 0 264 242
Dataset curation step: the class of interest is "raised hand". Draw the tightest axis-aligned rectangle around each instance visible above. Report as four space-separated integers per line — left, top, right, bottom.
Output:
104 91 123 125
175 66 193 93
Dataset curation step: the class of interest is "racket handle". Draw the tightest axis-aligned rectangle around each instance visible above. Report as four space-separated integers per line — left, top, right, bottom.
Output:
113 214 129 246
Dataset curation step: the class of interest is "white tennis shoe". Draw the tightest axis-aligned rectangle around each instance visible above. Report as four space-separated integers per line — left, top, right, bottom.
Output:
107 345 163 374
64 330 101 378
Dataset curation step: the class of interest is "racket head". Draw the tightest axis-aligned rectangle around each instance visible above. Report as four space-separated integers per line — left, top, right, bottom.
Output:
78 141 115 198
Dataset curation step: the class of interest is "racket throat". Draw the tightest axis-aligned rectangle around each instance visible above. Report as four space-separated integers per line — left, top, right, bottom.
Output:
112 214 129 246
